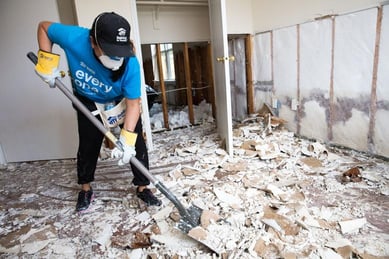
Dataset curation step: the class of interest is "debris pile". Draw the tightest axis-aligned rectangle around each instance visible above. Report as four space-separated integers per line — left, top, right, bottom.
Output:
0 115 388 258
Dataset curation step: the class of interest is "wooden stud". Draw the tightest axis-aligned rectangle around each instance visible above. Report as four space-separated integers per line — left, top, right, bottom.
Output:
296 25 301 135
368 6 383 151
245 34 254 115
183 42 195 124
207 43 216 118
156 44 169 129
328 17 336 141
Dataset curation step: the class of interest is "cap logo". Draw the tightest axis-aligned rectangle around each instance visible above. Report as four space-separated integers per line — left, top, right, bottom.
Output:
116 28 128 43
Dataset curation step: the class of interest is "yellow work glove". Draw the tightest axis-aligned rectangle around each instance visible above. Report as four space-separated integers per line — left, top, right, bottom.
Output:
35 50 61 88
111 129 137 166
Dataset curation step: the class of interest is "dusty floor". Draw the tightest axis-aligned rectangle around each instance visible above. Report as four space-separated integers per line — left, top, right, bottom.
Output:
0 118 388 258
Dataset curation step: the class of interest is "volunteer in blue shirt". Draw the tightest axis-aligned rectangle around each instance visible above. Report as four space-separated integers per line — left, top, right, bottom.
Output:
35 12 161 212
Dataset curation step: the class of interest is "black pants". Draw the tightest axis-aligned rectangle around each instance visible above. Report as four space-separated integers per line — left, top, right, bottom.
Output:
74 93 150 187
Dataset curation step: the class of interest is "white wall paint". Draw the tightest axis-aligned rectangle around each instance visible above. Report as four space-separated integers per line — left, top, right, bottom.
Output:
252 0 383 33
226 0 253 34
137 5 210 44
0 0 77 162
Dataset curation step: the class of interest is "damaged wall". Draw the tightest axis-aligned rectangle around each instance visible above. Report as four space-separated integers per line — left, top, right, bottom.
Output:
252 5 389 158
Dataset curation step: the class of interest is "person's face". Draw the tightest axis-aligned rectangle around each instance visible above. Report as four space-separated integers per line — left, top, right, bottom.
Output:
90 36 124 71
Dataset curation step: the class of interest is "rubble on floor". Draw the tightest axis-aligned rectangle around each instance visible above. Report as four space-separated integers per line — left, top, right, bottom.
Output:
0 116 388 258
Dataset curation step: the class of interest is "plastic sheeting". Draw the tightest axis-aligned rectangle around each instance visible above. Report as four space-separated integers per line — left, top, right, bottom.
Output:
253 32 273 112
229 38 247 120
273 26 298 132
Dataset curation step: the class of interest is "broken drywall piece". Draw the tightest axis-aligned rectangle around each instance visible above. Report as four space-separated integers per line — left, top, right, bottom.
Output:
317 247 343 259
341 167 362 183
187 226 223 254
21 239 53 254
325 238 354 258
200 210 221 228
265 184 289 201
339 218 367 234
255 142 281 160
261 218 283 233
94 224 112 248
135 211 151 222
300 157 323 168
213 188 242 208
152 206 173 221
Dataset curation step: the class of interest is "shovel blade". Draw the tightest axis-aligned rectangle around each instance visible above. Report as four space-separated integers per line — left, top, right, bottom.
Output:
177 205 203 233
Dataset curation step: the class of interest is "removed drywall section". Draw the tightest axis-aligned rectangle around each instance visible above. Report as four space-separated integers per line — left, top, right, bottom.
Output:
332 8 377 152
374 5 389 157
273 26 298 132
251 5 388 158
252 32 273 112
299 18 332 142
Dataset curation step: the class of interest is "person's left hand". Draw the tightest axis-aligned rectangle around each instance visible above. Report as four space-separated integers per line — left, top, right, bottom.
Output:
111 129 137 166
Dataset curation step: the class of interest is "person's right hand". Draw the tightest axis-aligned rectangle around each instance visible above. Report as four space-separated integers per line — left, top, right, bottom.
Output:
35 50 61 88
111 129 137 166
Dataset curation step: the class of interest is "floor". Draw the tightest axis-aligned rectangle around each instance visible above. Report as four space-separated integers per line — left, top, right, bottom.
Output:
0 119 388 258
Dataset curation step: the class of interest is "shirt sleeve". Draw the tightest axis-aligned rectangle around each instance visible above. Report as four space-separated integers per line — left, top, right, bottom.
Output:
48 23 88 49
122 57 141 99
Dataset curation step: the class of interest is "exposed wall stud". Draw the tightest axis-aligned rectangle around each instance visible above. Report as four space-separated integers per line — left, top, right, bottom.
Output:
296 24 301 135
156 44 169 129
368 6 383 152
245 34 254 115
183 42 195 124
328 17 336 141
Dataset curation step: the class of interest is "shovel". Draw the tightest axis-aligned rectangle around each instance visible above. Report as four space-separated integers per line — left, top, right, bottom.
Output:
27 52 205 236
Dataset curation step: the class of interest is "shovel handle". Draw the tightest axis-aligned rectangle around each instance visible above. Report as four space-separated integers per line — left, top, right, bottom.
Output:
26 51 160 186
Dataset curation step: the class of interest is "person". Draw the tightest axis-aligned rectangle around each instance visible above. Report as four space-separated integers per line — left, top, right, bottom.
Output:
34 12 162 213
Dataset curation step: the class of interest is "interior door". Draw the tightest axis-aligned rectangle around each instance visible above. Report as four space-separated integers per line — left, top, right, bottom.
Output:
208 0 233 154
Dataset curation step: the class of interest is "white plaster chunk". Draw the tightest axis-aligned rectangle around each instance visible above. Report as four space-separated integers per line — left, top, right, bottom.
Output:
339 218 367 234
213 188 242 208
22 239 53 254
261 218 283 233
317 247 343 259
93 224 112 247
135 211 151 222
152 206 173 221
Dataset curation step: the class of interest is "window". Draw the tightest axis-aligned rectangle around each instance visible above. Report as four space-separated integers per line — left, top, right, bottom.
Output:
151 43 175 81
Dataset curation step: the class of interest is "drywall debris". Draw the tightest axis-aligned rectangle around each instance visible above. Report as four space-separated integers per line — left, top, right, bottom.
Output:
339 218 367 234
0 120 388 257
341 167 362 182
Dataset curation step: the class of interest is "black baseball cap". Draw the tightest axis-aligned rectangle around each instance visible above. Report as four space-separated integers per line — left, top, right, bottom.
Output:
93 12 134 57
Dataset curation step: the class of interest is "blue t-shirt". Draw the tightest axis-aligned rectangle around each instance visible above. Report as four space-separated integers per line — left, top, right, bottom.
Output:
47 23 141 103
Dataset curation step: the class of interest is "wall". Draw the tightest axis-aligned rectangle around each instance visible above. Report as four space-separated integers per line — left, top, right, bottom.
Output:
252 0 384 32
0 0 78 163
226 0 253 34
252 5 389 158
136 5 210 44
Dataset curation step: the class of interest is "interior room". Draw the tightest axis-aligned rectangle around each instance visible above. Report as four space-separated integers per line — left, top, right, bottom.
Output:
0 0 388 257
